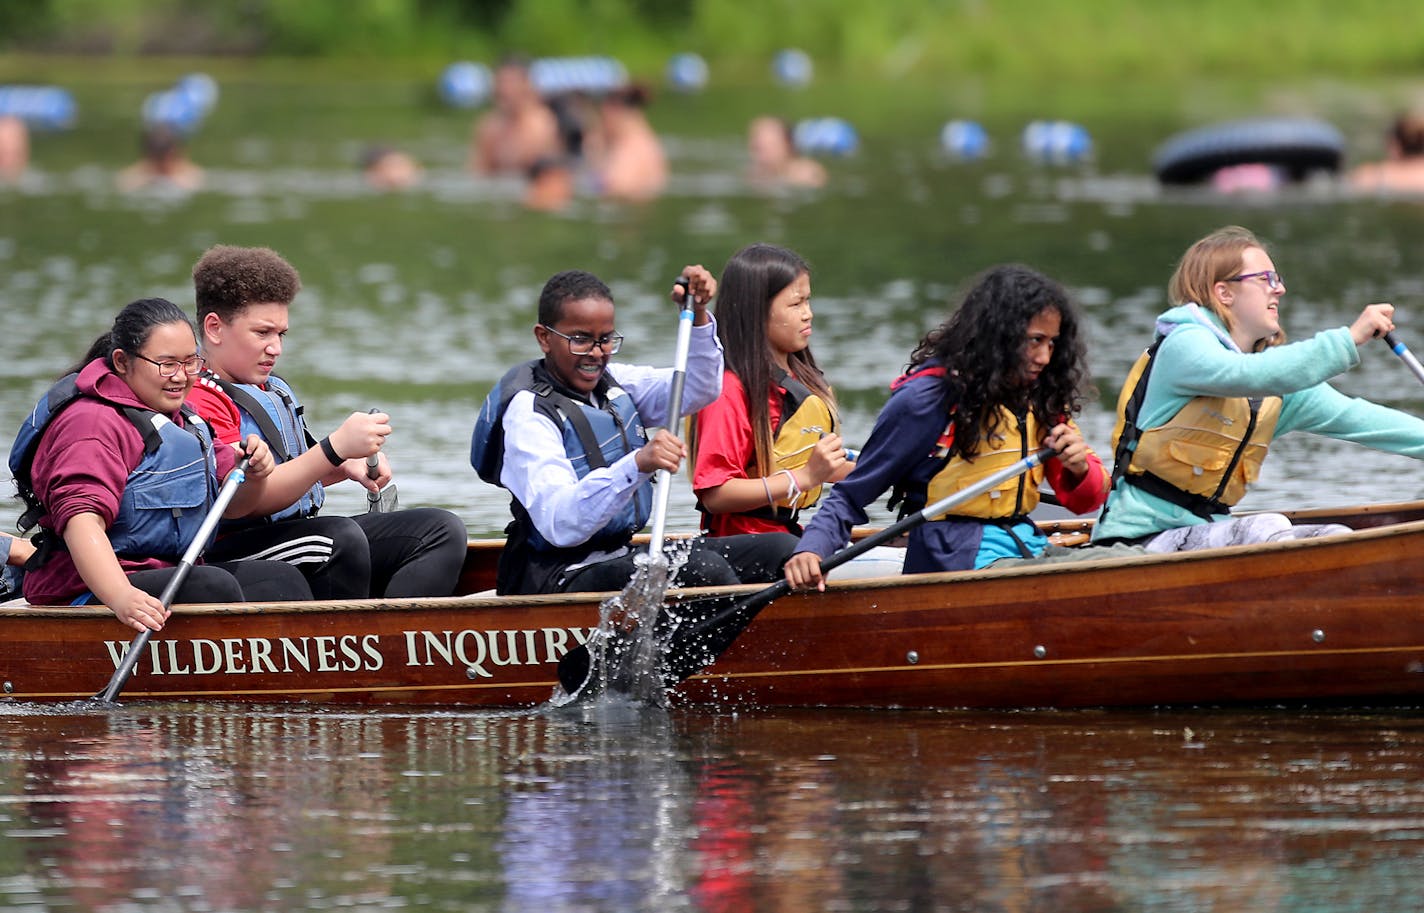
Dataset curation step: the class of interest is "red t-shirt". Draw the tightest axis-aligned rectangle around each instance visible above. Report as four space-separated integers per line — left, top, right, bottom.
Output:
692 370 792 537
186 375 244 446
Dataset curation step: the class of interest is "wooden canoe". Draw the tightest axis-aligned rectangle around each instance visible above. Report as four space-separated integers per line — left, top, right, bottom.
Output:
5 500 1424 710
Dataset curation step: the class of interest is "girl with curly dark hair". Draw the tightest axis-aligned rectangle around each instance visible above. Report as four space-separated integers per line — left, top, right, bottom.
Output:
784 263 1110 589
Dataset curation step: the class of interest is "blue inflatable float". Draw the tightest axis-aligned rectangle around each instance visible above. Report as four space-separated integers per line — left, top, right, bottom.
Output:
794 118 857 156
1022 120 1092 164
773 49 813 88
175 73 218 116
142 90 204 133
0 86 76 130
438 62 491 108
940 120 989 160
666 53 708 93
1152 117 1344 184
530 57 627 96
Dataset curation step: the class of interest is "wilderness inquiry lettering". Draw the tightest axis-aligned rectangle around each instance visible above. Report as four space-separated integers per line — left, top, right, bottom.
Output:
102 626 594 678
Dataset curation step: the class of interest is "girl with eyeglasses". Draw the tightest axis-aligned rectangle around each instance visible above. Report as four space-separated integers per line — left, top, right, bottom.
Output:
14 297 310 626
689 243 854 540
1093 224 1420 552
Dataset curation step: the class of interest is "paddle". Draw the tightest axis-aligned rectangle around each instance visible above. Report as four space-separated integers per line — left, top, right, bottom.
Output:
551 279 697 702
95 454 252 703
557 445 1058 694
579 278 699 700
365 408 398 513
1385 331 1424 384
645 278 696 553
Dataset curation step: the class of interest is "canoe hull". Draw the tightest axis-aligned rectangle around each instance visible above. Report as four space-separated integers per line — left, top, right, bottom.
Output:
5 514 1424 710
691 525 1424 708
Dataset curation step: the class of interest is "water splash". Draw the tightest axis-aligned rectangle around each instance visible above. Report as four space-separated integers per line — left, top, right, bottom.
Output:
549 538 696 709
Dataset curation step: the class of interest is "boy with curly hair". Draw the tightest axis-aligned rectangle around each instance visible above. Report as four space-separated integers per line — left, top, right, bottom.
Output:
186 244 466 599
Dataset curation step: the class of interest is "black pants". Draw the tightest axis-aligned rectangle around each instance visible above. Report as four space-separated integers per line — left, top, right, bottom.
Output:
559 532 798 594
206 509 467 599
127 559 312 603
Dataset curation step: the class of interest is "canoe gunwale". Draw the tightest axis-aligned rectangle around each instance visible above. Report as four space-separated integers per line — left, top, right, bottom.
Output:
3 511 1422 619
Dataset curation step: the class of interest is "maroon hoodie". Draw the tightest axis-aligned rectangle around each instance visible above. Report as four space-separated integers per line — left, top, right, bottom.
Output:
23 358 237 605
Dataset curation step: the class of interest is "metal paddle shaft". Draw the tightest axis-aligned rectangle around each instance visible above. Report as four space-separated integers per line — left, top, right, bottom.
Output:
95 456 251 703
644 279 696 556
557 446 1057 694
1385 331 1424 385
366 408 397 513
366 454 382 510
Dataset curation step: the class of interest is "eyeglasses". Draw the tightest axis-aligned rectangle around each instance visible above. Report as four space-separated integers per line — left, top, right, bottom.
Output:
1225 270 1284 292
541 325 624 356
134 353 207 378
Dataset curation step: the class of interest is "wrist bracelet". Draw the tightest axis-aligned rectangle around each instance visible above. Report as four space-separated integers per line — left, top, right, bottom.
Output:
318 436 344 466
780 468 801 505
761 475 775 508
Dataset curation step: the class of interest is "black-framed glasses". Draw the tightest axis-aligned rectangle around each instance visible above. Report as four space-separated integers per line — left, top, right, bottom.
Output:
1225 270 1284 292
134 353 207 378
541 325 624 356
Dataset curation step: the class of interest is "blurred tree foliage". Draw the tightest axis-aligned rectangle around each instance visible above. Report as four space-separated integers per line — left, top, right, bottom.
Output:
2 0 1423 84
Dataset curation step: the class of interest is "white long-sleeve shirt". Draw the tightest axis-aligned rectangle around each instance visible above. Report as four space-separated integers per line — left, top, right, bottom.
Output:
498 319 724 549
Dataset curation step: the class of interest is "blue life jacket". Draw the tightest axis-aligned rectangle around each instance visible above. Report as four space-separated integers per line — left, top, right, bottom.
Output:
472 359 651 593
210 372 324 523
107 411 218 560
9 372 163 533
9 373 217 562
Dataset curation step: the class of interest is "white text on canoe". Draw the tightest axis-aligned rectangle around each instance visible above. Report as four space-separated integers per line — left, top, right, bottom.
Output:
103 627 595 678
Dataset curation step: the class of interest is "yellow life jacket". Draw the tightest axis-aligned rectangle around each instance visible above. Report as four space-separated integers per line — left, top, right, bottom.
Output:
1110 343 1281 517
768 371 837 511
924 407 1047 520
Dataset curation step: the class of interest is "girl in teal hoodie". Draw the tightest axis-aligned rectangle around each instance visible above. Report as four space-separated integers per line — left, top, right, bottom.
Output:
1094 225 1418 551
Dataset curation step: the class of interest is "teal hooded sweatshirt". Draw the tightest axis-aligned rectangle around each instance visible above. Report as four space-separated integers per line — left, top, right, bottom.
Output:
1094 303 1424 543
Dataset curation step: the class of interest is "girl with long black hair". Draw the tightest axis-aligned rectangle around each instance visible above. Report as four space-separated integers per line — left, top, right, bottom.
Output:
690 243 852 537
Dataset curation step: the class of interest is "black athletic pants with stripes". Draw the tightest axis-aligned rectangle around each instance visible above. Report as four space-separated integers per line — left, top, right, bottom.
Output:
127 559 312 603
204 508 467 600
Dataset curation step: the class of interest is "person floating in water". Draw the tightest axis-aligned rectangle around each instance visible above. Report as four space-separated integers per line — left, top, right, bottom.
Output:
361 144 421 191
0 115 29 184
467 55 563 177
1348 109 1424 194
746 116 826 189
116 125 203 193
591 84 667 202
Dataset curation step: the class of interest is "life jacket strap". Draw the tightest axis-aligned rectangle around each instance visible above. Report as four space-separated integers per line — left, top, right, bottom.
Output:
1121 471 1230 521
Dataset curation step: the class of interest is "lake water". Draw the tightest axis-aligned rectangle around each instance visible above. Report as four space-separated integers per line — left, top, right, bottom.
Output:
3 71 1424 910
3 701 1423 912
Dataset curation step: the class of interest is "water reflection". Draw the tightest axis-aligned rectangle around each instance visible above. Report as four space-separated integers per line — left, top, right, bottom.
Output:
497 701 694 910
3 704 1423 911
